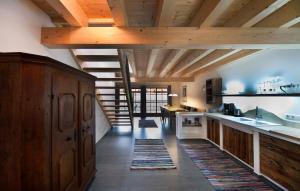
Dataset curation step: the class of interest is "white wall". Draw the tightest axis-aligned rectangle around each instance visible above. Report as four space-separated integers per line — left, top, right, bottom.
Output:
179 49 300 118
0 0 111 142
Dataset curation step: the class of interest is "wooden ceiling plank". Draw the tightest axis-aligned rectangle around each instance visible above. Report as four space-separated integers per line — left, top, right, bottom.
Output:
33 0 88 26
159 49 187 78
155 0 176 26
41 27 300 49
88 18 115 26
107 0 128 26
194 49 262 75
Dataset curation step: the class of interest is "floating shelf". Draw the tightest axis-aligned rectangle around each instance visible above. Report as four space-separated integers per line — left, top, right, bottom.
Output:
217 93 300 97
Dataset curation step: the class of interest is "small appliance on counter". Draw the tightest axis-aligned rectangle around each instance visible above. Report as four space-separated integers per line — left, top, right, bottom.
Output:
223 103 235 116
234 109 242 117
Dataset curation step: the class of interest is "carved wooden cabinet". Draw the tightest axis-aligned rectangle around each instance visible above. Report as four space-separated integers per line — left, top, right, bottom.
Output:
206 117 220 145
0 53 96 191
223 125 253 166
260 134 300 191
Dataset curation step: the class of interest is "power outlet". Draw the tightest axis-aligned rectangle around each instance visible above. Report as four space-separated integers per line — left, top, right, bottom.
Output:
285 114 300 121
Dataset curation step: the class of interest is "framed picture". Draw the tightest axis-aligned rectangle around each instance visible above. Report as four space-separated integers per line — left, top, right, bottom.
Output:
182 86 187 102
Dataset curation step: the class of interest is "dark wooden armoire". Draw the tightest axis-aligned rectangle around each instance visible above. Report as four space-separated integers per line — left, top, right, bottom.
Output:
0 53 96 191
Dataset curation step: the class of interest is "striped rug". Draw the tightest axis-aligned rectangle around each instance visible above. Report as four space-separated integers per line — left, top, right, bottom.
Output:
181 141 274 191
131 139 176 170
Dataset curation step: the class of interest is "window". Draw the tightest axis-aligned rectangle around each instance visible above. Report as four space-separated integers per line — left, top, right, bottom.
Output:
132 88 141 114
146 88 168 114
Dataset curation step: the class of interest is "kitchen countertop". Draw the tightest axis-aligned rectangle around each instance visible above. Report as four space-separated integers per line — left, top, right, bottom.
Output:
204 113 300 143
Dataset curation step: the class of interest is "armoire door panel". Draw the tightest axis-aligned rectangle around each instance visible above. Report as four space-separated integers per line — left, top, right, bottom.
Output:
78 80 95 189
52 72 78 191
83 94 93 121
58 93 76 132
59 149 76 191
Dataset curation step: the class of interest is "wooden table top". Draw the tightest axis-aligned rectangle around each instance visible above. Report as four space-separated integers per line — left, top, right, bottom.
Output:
161 106 188 112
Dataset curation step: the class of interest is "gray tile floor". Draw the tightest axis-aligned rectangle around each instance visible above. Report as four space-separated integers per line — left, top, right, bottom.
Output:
87 117 214 191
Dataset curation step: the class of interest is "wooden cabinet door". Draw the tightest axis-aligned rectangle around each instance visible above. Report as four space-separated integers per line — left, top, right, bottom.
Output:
78 80 95 189
52 72 78 191
260 134 300 191
223 125 253 166
207 117 220 145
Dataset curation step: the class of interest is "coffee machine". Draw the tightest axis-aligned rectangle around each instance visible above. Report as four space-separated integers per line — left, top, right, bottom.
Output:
223 103 235 116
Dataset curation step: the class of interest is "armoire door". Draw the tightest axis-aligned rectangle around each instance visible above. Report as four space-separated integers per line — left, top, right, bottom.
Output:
78 80 95 189
52 72 78 191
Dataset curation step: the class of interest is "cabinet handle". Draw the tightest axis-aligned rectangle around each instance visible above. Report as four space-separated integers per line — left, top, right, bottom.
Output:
66 136 72 142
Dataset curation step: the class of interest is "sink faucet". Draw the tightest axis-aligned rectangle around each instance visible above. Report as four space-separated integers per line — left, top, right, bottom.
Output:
255 106 263 120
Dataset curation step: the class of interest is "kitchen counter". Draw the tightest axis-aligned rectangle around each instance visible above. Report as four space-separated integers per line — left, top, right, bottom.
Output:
205 113 300 144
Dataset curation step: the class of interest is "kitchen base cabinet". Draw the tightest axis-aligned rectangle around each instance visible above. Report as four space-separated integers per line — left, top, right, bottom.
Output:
207 117 220 145
223 125 253 166
260 134 300 191
0 53 96 191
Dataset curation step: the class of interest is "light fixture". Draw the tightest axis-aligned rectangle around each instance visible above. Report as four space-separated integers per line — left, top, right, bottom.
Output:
168 93 178 97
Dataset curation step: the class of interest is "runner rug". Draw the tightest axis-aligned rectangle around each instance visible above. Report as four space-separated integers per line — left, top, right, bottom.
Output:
138 119 158 128
181 141 274 191
131 139 176 170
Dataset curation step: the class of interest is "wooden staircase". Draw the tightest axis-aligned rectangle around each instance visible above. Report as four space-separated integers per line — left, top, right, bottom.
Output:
75 50 134 129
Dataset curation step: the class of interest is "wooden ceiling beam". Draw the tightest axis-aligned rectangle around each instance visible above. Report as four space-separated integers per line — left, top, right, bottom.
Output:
76 55 119 62
155 0 176 26
41 27 300 49
181 49 239 76
254 0 300 28
107 0 128 26
169 49 214 77
146 49 160 77
190 0 225 27
32 0 88 26
158 49 187 78
194 49 262 76
133 77 194 83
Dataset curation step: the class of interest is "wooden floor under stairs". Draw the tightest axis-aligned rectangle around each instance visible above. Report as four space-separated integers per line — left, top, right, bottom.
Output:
75 51 133 129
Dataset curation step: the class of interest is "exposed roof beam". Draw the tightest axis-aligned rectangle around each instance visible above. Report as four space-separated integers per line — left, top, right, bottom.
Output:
76 55 119 62
133 77 194 83
244 0 290 27
146 49 160 77
198 0 235 27
190 0 224 27
181 49 240 76
254 0 300 27
159 49 187 78
170 49 214 77
32 0 88 26
42 27 300 49
223 0 278 27
122 49 137 76
155 0 176 26
107 0 128 26
88 18 115 26
194 50 262 75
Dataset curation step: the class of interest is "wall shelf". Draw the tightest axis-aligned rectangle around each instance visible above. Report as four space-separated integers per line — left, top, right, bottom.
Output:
217 93 300 97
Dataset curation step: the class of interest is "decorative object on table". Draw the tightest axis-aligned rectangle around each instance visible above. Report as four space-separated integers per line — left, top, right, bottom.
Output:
181 141 274 191
131 139 176 170
182 85 187 102
138 119 158 128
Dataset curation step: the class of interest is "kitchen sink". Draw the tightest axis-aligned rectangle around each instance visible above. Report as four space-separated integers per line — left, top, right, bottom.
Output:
237 117 281 127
